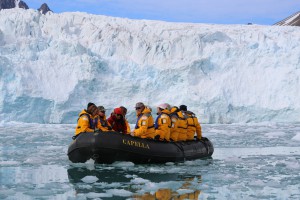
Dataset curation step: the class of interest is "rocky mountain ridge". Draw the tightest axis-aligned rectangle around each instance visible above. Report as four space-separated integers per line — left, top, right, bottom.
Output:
274 11 300 26
0 0 51 14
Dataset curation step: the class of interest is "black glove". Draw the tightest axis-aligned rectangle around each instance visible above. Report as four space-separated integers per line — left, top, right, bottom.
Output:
154 135 160 140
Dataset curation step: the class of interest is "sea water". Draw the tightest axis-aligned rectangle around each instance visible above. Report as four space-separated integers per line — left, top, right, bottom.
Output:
0 123 300 199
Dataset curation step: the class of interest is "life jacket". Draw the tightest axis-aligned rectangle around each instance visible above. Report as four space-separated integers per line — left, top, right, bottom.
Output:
155 112 171 129
185 111 197 127
177 113 188 130
135 113 154 129
78 113 98 130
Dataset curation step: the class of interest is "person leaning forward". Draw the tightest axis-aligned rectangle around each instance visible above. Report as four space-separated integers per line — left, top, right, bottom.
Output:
75 102 102 136
131 102 155 139
120 106 131 134
97 106 112 132
107 107 128 134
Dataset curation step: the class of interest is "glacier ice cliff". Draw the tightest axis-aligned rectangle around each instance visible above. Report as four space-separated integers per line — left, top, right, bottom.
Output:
0 8 299 124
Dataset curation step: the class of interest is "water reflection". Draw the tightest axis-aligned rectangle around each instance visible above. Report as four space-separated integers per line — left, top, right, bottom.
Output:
133 188 201 200
67 165 203 199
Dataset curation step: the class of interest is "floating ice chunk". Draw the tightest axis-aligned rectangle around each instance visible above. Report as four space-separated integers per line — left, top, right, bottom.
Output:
78 184 93 189
105 189 132 197
0 160 20 165
292 133 300 141
112 161 135 167
176 189 194 195
185 161 195 166
264 131 286 138
86 192 112 198
165 162 174 165
94 182 122 188
134 181 182 195
130 177 150 184
81 176 99 183
149 167 164 173
125 174 137 178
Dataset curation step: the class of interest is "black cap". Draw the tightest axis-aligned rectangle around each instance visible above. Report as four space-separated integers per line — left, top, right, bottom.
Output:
97 106 106 112
135 102 145 108
120 106 127 113
87 102 96 110
179 105 187 111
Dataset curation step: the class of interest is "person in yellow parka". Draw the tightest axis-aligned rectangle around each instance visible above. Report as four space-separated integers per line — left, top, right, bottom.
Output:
175 107 188 142
120 106 131 134
97 106 113 132
131 102 155 139
75 102 102 136
179 105 202 140
154 103 171 141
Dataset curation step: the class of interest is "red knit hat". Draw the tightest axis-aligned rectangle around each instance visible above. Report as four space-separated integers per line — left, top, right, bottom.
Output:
114 108 123 115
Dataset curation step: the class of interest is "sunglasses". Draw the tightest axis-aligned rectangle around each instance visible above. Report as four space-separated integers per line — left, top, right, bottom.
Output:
135 107 141 110
100 111 105 113
116 114 122 117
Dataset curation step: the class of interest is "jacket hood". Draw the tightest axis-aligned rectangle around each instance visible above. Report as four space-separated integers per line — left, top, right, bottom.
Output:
143 107 152 114
177 111 185 118
162 109 170 115
79 109 89 116
170 107 179 114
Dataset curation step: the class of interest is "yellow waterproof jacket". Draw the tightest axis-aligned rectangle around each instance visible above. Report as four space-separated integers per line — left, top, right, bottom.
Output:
98 116 112 132
176 111 188 141
75 110 100 135
185 111 202 140
169 108 180 141
133 107 155 139
155 109 171 141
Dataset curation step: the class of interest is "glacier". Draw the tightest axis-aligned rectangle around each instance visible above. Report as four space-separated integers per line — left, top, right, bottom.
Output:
0 8 299 124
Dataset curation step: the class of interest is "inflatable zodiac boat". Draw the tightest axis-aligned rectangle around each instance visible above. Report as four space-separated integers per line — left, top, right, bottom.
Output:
67 131 214 164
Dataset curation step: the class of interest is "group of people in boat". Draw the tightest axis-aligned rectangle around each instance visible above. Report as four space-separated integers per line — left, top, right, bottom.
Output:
74 102 202 142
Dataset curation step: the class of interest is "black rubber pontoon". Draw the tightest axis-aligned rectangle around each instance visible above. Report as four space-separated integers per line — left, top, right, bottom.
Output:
67 131 214 164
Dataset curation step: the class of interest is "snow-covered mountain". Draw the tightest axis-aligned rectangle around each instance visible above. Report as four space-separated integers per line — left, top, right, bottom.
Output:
0 0 28 10
274 11 300 26
38 3 52 15
0 8 299 124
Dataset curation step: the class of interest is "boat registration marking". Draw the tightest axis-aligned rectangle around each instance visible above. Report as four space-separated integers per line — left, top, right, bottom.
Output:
122 139 150 149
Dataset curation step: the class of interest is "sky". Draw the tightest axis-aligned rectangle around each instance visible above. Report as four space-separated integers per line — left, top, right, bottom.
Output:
23 0 300 25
